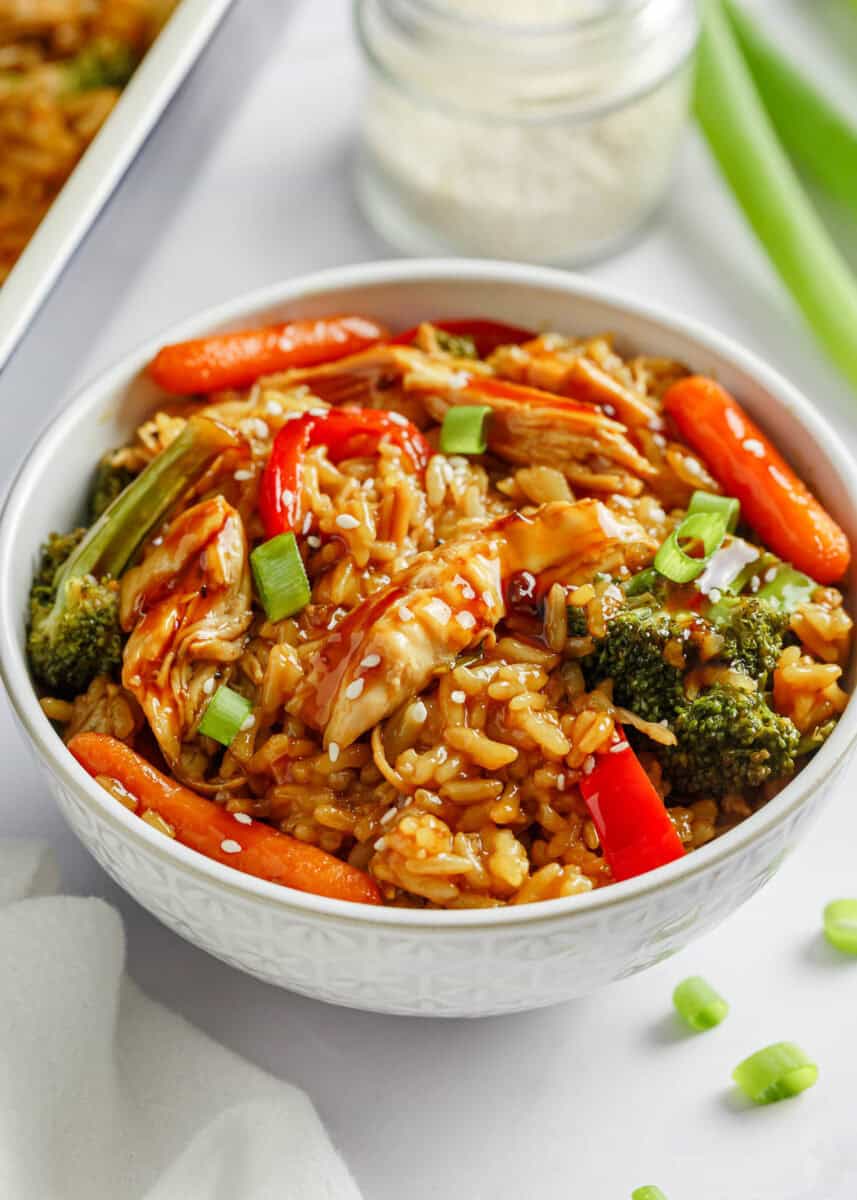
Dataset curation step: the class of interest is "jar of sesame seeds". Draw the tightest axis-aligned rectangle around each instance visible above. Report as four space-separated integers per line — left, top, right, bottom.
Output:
354 0 698 265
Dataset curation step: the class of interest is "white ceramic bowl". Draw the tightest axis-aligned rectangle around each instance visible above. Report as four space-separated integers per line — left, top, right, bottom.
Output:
2 261 856 1018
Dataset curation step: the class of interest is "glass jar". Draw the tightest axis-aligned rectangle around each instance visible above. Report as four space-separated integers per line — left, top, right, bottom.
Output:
354 0 698 265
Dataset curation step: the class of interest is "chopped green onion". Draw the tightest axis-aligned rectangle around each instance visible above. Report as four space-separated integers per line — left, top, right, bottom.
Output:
250 532 311 621
672 976 729 1031
198 685 253 747
631 1189 668 1200
687 490 740 533
725 1 857 223
823 899 857 955
695 1 857 393
732 1042 818 1104
654 512 728 584
624 567 660 597
756 564 816 613
439 405 491 455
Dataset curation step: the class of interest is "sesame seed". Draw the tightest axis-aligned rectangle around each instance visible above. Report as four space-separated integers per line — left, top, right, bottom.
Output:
410 700 427 723
750 575 760 593
450 690 466 704
481 590 494 608
265 399 283 415
328 741 340 763
361 654 381 669
460 583 475 599
455 611 476 629
152 536 163 547
253 419 269 439
202 677 215 695
283 410 303 422
603 404 616 417
234 468 253 481
398 605 414 622
335 514 360 530
582 755 595 775
240 714 256 732
309 407 328 417
345 678 365 700
233 812 253 825
307 536 321 548
373 837 388 852
743 437 765 457
380 807 397 826
609 740 629 754
764 566 778 583
387 412 409 426
282 489 294 508
129 674 142 687
437 746 448 764
556 773 566 790
302 511 313 534
220 839 242 854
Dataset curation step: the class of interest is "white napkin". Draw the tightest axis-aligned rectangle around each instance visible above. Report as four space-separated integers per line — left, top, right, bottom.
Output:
0 840 363 1200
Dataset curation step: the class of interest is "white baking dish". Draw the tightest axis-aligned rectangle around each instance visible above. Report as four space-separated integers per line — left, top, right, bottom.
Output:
0 0 234 373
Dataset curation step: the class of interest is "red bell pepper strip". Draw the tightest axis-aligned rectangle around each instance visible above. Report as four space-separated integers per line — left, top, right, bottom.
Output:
390 318 534 357
578 728 685 882
148 315 388 395
68 733 382 905
259 407 431 538
664 376 850 584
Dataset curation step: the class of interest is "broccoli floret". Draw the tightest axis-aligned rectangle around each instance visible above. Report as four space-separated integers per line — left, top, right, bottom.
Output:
435 329 478 359
89 454 137 522
586 607 687 723
660 684 799 796
28 542 122 697
709 596 789 682
567 605 589 638
27 415 241 698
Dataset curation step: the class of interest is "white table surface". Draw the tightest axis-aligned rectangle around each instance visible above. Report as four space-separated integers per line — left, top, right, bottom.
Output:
3 2 857 1196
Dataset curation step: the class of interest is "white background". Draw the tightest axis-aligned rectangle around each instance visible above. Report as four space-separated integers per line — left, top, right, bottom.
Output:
2 2 857 1196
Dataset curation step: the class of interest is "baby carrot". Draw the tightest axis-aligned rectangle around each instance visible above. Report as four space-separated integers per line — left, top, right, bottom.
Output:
68 732 382 905
664 376 850 584
148 315 388 395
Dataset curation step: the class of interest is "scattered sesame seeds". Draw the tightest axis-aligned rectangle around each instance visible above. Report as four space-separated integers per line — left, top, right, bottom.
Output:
345 678 365 700
220 839 242 854
233 812 253 825
265 398 283 415
234 468 253 481
450 690 467 704
380 807 397 826
282 410 303 422
282 489 295 508
455 611 476 629
202 677 216 695
152 536 163 547
335 513 360 530
252 419 269 440
609 740 629 754
373 837 388 852
582 755 595 775
764 566 778 583
448 370 470 389
309 407 328 417
240 714 256 732
387 412 409 426
603 404 616 418
302 511 313 534
328 741 340 763
481 590 494 608
556 773 566 791
129 674 142 687
743 437 765 457
460 583 476 600
410 700 428 723
437 746 448 764
750 575 761 593
307 536 321 548
360 653 381 669
398 604 414 622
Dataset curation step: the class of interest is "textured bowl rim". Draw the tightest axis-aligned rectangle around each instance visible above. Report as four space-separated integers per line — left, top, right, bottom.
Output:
3 257 856 930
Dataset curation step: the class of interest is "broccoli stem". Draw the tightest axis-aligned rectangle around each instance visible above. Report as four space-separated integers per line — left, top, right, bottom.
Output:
49 416 241 619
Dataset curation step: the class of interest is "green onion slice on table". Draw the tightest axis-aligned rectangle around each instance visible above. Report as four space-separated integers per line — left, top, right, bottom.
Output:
732 1041 818 1104
823 899 857 955
439 405 491 455
198 685 253 747
672 976 729 1031
654 511 729 583
251 532 311 622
